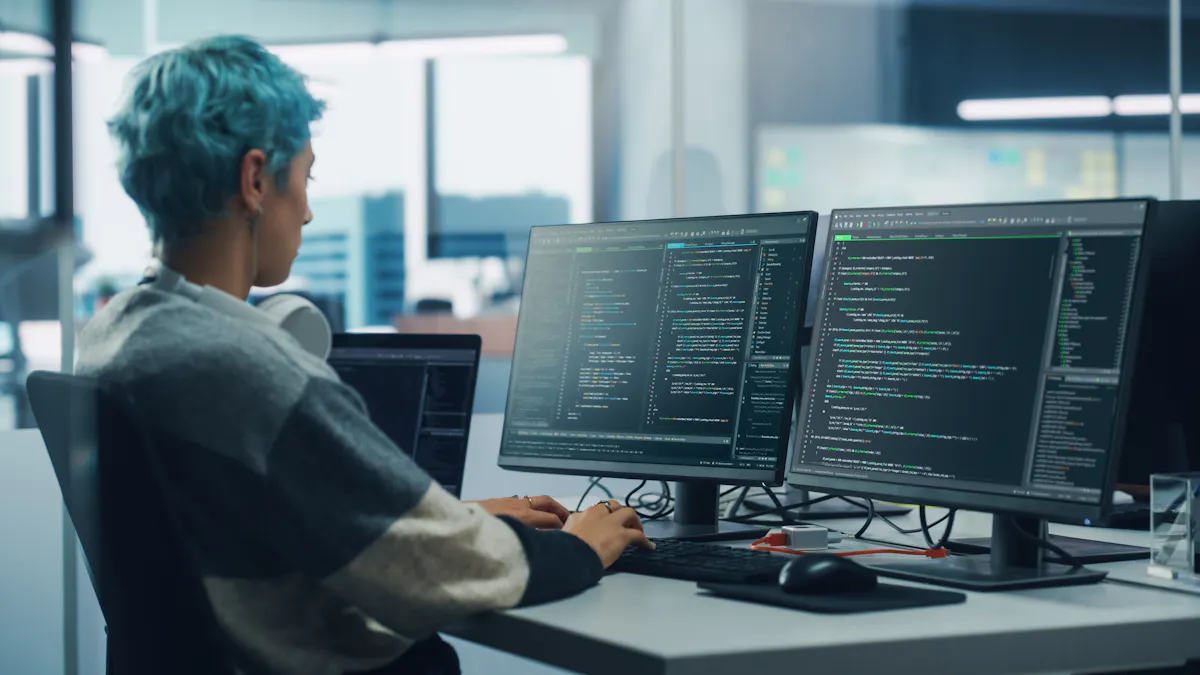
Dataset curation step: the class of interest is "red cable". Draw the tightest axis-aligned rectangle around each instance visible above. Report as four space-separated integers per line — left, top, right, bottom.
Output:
750 535 949 559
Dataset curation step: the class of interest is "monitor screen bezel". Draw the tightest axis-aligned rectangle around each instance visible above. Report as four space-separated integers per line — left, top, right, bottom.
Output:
498 211 820 486
786 198 1156 522
331 332 482 356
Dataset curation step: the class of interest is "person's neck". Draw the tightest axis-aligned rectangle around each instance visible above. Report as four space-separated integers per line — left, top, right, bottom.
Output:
163 231 254 300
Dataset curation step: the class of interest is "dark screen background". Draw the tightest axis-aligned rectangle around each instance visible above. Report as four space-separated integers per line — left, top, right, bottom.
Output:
503 214 813 472
331 352 477 496
336 362 425 457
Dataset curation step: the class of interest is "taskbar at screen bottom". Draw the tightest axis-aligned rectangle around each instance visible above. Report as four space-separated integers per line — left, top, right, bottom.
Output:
499 454 781 483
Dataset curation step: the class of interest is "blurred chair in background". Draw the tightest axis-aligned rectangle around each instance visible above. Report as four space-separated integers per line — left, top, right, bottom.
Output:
415 298 454 315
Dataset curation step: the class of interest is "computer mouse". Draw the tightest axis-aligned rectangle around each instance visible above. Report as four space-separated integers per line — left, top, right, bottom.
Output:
778 554 878 594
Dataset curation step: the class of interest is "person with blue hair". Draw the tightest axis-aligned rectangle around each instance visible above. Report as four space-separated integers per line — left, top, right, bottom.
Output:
108 34 324 284
79 35 651 675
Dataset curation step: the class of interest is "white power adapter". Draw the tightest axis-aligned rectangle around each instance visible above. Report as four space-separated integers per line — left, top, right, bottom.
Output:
781 525 843 550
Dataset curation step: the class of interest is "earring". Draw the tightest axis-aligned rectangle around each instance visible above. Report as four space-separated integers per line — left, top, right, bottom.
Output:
248 205 263 231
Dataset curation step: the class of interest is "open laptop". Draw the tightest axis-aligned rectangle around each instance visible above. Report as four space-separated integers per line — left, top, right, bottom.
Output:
328 333 482 497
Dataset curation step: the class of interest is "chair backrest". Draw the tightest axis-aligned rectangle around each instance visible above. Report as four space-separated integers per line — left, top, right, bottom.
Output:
27 371 239 675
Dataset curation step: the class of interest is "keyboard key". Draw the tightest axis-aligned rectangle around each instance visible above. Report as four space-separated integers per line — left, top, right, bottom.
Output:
609 539 786 584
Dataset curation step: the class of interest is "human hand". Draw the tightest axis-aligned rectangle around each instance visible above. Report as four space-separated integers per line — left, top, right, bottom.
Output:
470 495 571 530
563 500 655 568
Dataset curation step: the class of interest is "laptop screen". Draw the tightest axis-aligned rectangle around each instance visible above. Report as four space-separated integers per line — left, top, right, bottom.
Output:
328 335 481 497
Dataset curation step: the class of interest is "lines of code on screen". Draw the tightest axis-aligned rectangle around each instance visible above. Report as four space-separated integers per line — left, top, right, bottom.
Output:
331 349 476 496
502 215 811 473
794 201 1146 504
800 237 1056 485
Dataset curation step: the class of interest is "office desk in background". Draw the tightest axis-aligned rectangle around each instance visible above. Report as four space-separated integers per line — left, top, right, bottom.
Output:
454 414 1200 675
393 315 517 357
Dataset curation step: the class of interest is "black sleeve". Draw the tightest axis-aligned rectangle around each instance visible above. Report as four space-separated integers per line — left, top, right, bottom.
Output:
496 516 605 607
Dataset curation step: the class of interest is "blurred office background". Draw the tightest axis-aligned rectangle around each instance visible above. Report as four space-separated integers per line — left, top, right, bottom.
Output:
0 0 1195 672
6 0 1199 429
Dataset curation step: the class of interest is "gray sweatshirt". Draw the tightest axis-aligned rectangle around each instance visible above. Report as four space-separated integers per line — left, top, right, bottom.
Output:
76 285 602 675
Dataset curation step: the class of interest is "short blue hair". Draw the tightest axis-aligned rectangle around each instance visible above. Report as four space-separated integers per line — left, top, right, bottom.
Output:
109 35 325 246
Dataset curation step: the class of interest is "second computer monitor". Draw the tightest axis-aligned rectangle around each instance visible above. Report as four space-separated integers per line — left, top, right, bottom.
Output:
499 212 818 486
790 200 1151 523
1120 200 1200 490
790 200 1152 589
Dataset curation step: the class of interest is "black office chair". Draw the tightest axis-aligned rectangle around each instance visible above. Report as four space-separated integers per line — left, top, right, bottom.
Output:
28 371 462 675
27 371 240 675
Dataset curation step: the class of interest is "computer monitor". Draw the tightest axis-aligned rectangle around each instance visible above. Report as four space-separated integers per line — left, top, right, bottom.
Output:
499 212 818 540
1119 200 1200 493
788 199 1154 590
328 334 482 497
948 200 1198 539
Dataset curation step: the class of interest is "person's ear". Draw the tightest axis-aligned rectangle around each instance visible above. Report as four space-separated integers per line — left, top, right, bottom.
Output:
239 149 269 212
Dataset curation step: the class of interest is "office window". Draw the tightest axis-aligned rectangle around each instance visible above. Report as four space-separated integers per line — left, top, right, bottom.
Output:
0 72 29 220
70 53 429 333
432 55 593 263
64 40 600 340
75 58 147 292
301 59 425 202
0 58 59 431
283 58 426 331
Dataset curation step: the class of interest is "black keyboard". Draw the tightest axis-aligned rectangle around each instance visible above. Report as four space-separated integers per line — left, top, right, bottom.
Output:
609 539 787 584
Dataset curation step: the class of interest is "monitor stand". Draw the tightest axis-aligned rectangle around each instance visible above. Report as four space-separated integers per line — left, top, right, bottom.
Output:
641 481 770 542
869 516 1108 591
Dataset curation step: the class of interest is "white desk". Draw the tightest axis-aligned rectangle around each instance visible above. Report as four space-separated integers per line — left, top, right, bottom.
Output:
452 415 1200 675
448 570 1200 675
